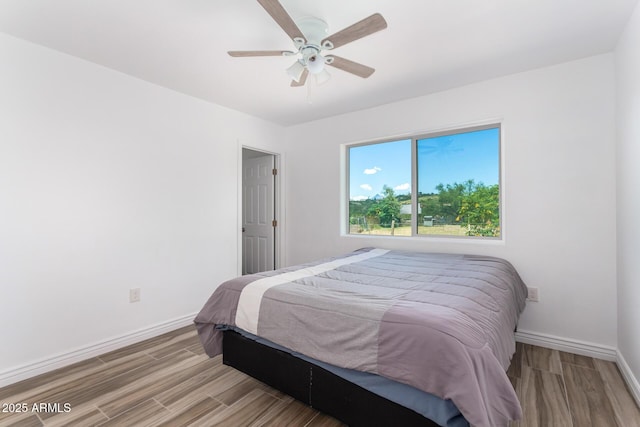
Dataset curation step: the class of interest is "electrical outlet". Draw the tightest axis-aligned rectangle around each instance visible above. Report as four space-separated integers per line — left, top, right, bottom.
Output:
527 287 539 302
129 288 141 303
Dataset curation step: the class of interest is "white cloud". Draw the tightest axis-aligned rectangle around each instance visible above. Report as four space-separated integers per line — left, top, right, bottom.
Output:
364 166 382 175
394 183 410 191
360 184 373 191
351 195 368 201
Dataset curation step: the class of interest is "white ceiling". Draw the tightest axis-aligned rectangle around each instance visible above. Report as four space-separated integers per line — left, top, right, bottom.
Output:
0 0 637 126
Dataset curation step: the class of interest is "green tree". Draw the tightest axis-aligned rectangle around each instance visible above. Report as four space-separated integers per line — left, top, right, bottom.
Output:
419 194 441 221
425 179 500 236
434 182 466 223
349 199 375 220
367 186 401 227
459 181 500 236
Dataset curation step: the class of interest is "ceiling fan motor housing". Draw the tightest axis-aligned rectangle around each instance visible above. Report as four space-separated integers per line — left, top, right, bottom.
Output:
295 17 335 70
296 17 330 48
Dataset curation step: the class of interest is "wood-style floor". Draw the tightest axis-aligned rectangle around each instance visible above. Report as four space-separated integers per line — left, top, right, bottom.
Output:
0 326 638 427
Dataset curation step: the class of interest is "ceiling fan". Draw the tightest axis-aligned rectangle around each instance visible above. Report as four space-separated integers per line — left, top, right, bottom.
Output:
228 0 387 87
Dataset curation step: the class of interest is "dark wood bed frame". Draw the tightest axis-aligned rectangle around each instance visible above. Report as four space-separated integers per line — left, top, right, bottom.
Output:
223 330 441 427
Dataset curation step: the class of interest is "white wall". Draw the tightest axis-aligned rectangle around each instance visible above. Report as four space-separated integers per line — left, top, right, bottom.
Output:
284 55 617 350
615 1 640 397
0 33 284 381
0 25 627 388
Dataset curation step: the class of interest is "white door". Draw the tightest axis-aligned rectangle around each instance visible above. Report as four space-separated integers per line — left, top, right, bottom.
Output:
242 154 275 274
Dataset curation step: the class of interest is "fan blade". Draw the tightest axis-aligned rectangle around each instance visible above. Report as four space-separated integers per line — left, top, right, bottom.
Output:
322 13 387 50
228 50 290 57
258 0 305 42
326 55 375 78
227 50 294 58
291 69 309 87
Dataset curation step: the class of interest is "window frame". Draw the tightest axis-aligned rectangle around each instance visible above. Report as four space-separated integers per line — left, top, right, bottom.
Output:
344 123 503 240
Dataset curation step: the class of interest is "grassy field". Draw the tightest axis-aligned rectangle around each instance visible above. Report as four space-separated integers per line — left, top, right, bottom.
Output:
350 224 469 236
418 225 469 236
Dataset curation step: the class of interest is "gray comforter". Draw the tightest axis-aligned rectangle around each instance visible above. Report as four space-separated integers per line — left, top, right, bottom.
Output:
194 248 528 427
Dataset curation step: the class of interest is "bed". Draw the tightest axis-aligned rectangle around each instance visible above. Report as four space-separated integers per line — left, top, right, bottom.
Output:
194 247 528 427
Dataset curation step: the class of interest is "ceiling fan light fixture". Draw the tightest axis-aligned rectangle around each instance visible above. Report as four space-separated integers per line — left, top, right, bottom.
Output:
306 53 326 74
286 60 305 82
315 68 331 86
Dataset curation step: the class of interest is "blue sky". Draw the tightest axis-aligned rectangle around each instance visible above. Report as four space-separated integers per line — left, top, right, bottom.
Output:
349 128 499 200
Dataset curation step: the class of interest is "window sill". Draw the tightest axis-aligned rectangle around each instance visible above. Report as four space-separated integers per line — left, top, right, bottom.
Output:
341 232 505 246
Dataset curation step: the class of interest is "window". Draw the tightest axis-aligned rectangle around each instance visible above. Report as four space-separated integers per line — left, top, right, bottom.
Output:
347 124 501 239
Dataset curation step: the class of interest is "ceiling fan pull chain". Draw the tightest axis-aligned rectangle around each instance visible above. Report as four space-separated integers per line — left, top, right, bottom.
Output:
306 78 313 104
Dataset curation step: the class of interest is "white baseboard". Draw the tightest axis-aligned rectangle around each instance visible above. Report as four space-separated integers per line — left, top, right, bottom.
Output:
0 313 197 388
515 329 617 361
616 350 640 408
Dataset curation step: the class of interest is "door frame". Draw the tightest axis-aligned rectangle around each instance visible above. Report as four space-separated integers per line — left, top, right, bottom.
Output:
237 144 284 276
